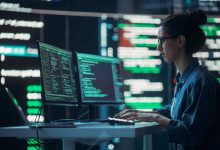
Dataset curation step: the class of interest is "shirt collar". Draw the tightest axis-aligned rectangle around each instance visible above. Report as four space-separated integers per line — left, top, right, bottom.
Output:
175 57 200 84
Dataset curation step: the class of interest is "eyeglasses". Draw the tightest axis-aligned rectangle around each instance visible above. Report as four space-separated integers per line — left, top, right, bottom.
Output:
157 36 177 47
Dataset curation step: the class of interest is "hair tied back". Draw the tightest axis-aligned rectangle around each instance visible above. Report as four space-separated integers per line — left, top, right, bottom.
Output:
185 9 207 26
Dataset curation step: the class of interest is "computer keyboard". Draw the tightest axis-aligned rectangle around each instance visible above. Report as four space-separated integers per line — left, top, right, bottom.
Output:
51 118 135 125
107 117 135 125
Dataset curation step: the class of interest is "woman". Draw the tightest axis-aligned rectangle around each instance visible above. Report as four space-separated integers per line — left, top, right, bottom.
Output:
117 9 220 149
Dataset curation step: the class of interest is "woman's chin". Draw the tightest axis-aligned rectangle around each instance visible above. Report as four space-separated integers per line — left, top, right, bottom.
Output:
163 57 172 63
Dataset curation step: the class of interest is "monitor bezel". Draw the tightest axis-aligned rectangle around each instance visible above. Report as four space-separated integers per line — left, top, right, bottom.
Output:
74 52 125 105
37 41 79 106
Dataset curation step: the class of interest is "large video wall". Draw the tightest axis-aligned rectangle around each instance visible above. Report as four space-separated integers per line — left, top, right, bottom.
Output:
0 1 220 150
198 17 220 82
100 15 169 111
100 15 220 111
0 10 43 150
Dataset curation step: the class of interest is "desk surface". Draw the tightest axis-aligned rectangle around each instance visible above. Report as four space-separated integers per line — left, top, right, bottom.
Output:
0 122 165 139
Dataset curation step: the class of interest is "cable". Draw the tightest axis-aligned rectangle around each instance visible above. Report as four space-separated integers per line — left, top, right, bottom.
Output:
36 127 39 141
70 105 90 122
77 105 87 117
34 105 42 123
75 110 89 121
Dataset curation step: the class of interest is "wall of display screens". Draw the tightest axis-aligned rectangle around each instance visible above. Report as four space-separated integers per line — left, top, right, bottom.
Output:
0 10 43 150
100 15 220 111
197 17 220 83
100 15 170 111
1 2 220 149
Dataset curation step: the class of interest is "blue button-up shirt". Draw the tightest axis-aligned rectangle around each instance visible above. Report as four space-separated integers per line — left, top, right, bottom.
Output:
158 58 220 149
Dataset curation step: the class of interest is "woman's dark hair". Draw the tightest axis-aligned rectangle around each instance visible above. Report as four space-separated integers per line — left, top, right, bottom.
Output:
160 9 207 54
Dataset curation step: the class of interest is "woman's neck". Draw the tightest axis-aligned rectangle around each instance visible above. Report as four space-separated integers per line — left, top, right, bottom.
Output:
175 54 192 74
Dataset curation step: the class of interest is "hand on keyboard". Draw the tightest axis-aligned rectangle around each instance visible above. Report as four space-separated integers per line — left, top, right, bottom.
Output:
113 113 120 118
107 117 135 125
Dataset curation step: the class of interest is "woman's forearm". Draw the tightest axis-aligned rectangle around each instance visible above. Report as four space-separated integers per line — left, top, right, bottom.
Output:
154 114 171 127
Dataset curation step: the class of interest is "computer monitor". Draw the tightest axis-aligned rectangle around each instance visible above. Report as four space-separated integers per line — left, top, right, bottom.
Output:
75 52 124 104
38 42 78 105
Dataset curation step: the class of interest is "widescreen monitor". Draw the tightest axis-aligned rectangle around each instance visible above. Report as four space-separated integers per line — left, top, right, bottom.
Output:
76 53 124 104
38 42 78 105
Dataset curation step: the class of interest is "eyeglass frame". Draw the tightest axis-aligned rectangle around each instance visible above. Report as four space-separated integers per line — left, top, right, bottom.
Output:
157 36 178 47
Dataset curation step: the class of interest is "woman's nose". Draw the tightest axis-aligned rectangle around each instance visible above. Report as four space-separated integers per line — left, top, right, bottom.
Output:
157 44 163 52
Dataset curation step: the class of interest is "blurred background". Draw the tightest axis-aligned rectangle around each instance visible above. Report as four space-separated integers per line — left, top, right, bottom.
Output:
0 0 220 150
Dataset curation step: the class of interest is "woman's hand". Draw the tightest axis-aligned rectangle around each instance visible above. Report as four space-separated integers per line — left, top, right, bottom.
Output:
115 109 170 127
116 109 157 122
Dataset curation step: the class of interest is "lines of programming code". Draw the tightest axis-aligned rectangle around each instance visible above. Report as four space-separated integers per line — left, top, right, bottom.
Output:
100 15 220 110
196 17 220 83
39 42 78 103
100 15 168 110
77 53 124 103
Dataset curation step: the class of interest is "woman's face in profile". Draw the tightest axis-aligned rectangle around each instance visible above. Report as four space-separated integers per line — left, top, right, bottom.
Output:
157 26 180 63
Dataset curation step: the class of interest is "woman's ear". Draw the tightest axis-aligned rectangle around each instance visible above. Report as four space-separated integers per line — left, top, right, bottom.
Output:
177 35 186 47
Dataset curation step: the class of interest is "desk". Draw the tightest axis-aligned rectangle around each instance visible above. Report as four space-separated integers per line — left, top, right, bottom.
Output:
0 122 165 150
